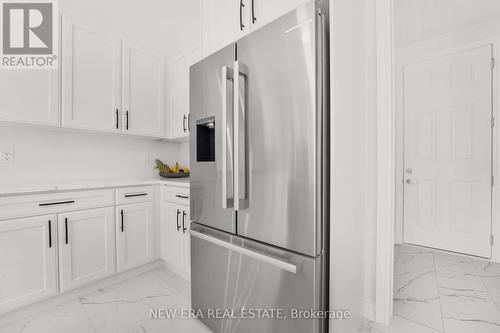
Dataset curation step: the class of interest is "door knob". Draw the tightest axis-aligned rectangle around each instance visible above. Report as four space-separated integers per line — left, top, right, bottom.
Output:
406 179 418 184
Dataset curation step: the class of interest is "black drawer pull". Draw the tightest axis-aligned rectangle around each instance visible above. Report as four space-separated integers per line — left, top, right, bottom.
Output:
116 109 119 129
48 220 52 248
124 193 148 198
175 195 189 199
39 200 75 207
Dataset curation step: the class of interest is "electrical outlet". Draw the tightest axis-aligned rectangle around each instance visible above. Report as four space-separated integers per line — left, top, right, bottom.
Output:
0 148 14 164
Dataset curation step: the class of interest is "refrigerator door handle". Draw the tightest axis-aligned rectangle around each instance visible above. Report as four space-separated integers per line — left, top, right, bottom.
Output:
234 60 248 211
222 65 234 209
190 229 298 274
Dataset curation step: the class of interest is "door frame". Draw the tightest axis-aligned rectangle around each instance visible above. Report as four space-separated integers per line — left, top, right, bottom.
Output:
374 0 395 325
375 0 499 325
399 43 495 258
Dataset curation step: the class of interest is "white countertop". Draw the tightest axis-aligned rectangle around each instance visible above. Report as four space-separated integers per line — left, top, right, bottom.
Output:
0 177 190 196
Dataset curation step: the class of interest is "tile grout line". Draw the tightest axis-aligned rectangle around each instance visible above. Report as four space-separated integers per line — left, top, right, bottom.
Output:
79 300 99 333
471 260 500 313
431 250 447 333
392 314 444 333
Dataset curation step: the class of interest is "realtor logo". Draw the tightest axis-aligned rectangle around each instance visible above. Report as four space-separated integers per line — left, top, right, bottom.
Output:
1 0 58 68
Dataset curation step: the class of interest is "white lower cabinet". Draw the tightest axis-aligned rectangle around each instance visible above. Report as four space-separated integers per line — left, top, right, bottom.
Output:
116 202 155 272
58 208 116 292
0 215 58 314
162 202 191 279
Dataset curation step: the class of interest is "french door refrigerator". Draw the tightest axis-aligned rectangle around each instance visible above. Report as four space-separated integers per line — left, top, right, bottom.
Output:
189 1 329 332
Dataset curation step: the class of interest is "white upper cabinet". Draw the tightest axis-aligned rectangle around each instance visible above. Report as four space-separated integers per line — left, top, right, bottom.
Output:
0 215 58 314
201 0 310 56
122 43 164 138
201 0 249 57
251 0 311 30
62 16 121 133
0 69 59 126
167 45 201 139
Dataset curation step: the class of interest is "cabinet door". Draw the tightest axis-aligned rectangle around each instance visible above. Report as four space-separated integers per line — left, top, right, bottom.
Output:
201 0 249 57
0 70 58 126
122 42 164 138
0 215 57 314
58 208 115 292
61 16 121 132
181 207 191 279
161 202 185 273
167 46 201 139
250 0 310 31
116 202 154 272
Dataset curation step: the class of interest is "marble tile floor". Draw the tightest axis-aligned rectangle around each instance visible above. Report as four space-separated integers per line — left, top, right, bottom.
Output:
387 244 500 333
0 267 213 333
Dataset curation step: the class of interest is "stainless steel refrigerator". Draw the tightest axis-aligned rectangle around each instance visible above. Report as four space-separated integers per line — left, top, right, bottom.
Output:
189 1 329 332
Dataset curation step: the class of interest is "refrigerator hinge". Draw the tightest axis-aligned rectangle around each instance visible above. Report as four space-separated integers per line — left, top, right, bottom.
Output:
491 235 494 246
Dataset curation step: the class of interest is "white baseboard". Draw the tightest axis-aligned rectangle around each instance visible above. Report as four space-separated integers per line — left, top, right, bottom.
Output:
0 259 166 327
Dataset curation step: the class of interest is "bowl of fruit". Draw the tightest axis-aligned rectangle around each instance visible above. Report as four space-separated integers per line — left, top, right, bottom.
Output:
155 159 190 178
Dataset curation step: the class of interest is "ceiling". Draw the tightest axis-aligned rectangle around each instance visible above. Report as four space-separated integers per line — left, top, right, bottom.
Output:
394 0 500 46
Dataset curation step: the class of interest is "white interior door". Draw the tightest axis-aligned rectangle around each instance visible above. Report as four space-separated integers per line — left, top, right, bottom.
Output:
122 42 164 137
61 16 121 132
58 208 115 292
403 45 493 258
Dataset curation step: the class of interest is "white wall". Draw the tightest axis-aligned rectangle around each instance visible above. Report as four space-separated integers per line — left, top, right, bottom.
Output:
0 125 183 185
394 18 500 262
329 0 378 329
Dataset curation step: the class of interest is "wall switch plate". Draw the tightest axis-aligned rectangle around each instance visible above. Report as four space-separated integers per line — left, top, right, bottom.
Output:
0 148 15 164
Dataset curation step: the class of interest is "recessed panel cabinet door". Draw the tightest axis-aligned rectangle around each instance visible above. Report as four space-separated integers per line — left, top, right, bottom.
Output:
0 215 58 314
58 208 116 292
116 202 154 272
62 16 121 132
0 70 58 126
122 42 164 137
161 202 185 273
250 0 311 31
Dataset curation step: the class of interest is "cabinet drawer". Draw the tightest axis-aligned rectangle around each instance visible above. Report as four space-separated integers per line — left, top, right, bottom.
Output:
0 189 114 221
163 186 189 205
115 186 153 205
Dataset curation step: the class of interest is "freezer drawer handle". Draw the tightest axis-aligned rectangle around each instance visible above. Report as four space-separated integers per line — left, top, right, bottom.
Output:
190 230 298 274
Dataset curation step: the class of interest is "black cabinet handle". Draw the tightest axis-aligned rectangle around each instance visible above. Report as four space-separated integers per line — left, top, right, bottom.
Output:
176 209 181 231
124 193 147 198
39 200 75 207
116 109 119 129
126 111 129 130
188 114 191 132
120 209 124 232
175 194 189 199
251 0 256 23
240 0 245 30
183 115 187 132
65 218 69 244
182 211 187 233
48 220 52 248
